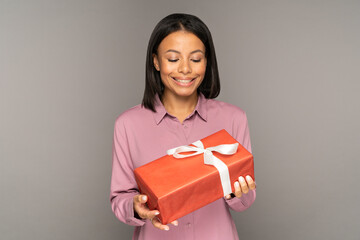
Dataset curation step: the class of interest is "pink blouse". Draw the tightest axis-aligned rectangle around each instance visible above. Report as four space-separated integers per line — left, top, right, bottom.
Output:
110 93 256 240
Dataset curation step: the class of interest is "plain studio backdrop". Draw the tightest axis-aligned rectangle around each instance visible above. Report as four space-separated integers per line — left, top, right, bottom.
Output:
1 0 359 239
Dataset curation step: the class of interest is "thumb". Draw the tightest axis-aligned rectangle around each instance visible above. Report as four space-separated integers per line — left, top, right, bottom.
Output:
139 195 147 203
134 194 148 204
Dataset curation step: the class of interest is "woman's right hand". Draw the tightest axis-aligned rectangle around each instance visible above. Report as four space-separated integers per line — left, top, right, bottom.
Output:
133 194 178 231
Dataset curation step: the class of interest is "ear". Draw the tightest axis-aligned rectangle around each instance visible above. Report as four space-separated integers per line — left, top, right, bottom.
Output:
153 53 160 71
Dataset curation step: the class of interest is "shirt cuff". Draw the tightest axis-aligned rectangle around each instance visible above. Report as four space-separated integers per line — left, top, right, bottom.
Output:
125 195 147 226
224 189 256 211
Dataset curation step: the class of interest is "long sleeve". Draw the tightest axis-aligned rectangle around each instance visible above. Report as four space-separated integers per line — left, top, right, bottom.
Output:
109 117 146 226
225 111 256 212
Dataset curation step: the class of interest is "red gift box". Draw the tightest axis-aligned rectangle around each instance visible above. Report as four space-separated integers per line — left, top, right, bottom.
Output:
134 129 254 225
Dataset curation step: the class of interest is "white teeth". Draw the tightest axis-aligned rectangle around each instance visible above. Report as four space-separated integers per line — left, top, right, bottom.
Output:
177 79 191 83
173 77 193 83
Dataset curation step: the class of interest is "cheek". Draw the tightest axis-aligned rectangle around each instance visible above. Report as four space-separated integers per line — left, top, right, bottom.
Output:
196 63 207 77
159 64 175 77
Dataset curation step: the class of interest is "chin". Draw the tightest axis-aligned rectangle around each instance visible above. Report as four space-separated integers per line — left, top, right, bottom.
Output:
175 90 198 98
174 85 201 96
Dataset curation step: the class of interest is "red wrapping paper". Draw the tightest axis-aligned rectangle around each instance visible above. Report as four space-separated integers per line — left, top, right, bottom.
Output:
134 129 254 225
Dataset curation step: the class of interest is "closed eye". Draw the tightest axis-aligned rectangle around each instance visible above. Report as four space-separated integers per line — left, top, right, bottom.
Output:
168 59 179 62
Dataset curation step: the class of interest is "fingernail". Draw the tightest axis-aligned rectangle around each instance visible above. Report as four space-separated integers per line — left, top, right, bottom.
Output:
164 226 169 231
142 196 147 201
154 212 159 215
246 176 251 181
235 181 240 187
239 176 245 182
225 195 231 199
173 221 178 226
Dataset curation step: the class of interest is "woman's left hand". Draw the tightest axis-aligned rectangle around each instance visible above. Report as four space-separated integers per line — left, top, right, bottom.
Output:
225 175 256 199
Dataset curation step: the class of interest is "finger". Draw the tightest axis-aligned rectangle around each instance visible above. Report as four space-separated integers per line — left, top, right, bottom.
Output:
234 181 242 198
147 210 160 220
170 220 178 226
135 206 159 220
138 209 160 220
246 175 256 190
152 217 169 231
225 194 231 200
133 203 149 219
239 176 249 194
134 195 159 219
134 194 147 204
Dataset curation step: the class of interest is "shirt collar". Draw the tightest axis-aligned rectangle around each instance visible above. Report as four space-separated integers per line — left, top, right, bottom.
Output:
153 93 208 125
153 94 167 125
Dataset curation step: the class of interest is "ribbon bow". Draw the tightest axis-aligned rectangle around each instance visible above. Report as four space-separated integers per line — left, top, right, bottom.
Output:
167 140 239 196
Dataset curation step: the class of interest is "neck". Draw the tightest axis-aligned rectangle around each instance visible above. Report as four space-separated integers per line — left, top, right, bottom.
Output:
161 91 198 122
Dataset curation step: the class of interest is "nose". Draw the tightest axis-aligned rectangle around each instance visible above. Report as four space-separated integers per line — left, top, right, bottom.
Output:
178 59 192 74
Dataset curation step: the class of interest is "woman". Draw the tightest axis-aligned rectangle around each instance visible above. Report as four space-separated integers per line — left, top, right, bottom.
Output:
110 13 256 240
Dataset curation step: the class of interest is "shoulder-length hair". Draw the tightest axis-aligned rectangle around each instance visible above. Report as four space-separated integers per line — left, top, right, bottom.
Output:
142 13 221 112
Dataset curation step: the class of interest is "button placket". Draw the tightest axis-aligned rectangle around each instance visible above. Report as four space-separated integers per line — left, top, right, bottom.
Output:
183 117 194 141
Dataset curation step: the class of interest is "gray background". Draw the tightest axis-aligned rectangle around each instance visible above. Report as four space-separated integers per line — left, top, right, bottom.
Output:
1 0 359 239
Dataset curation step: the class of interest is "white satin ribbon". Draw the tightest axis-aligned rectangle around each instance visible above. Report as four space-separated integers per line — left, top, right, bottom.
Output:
167 140 239 196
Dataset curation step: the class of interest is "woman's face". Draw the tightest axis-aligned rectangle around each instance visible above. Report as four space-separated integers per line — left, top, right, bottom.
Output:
153 30 207 99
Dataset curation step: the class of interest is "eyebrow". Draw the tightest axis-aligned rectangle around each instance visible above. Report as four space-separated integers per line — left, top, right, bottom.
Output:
165 49 204 54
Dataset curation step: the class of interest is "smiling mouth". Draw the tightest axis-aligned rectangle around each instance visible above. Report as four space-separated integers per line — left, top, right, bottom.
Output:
171 77 196 83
